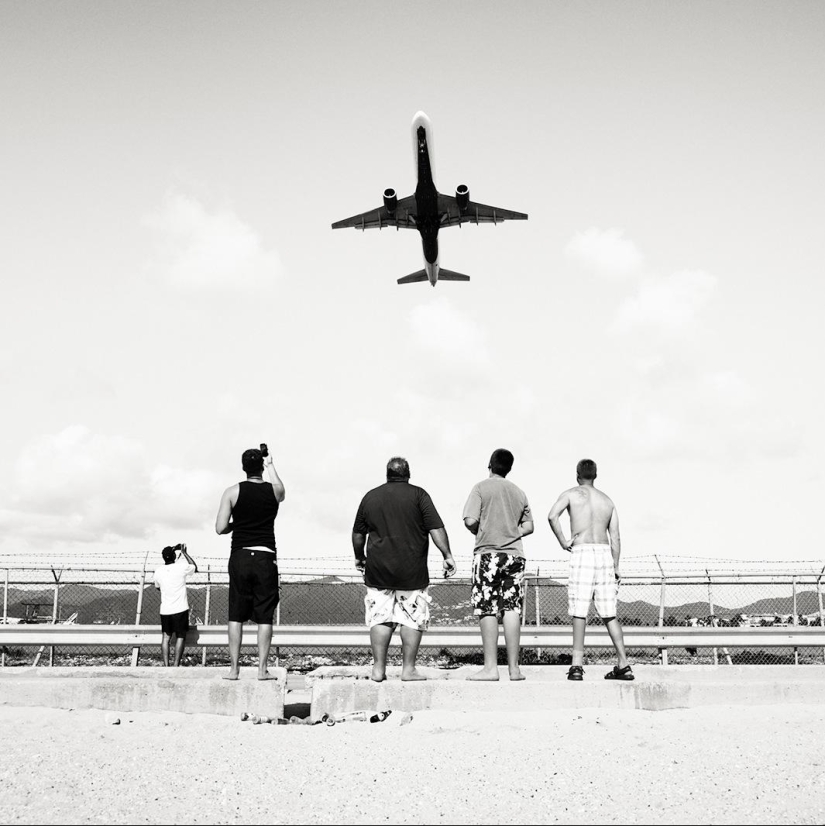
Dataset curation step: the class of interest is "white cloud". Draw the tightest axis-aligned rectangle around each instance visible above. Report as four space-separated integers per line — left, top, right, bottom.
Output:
1 426 222 543
616 365 798 462
407 296 488 367
144 191 283 289
565 227 643 275
612 269 717 333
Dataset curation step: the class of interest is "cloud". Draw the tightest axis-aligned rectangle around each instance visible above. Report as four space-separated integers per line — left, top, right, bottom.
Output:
616 364 799 462
565 227 643 275
407 296 488 368
612 269 717 333
144 191 283 289
0 426 222 543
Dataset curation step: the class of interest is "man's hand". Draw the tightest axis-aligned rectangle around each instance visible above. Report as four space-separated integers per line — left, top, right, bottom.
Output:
442 555 457 579
355 558 366 576
563 532 579 552
614 568 621 585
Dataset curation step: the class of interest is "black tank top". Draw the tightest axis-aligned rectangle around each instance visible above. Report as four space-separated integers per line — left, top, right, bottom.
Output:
230 481 279 554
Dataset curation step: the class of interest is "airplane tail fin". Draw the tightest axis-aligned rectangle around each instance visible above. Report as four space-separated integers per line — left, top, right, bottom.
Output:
397 270 429 285
437 269 471 282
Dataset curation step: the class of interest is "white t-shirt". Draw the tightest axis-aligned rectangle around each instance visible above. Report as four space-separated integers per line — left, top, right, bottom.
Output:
153 558 196 615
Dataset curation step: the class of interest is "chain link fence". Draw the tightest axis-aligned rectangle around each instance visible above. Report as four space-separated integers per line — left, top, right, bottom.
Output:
2 559 824 670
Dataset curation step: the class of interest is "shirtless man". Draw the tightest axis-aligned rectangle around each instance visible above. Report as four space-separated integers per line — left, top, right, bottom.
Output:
547 459 633 681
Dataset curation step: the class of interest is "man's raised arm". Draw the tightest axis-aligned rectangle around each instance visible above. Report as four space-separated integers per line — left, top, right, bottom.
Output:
180 544 198 574
548 491 574 552
264 455 286 503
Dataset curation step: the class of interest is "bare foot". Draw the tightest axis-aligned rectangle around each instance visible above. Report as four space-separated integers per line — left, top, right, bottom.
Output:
222 671 240 681
400 668 427 681
509 669 526 681
466 668 500 682
258 671 279 681
370 667 386 683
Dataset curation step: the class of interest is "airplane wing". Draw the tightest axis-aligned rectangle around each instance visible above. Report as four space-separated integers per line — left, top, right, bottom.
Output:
332 195 417 230
437 194 528 227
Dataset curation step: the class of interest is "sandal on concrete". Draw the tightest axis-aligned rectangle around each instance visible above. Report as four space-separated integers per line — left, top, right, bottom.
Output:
567 665 584 681
604 665 634 681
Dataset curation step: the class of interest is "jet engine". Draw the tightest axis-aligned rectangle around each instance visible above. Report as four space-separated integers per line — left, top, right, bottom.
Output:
383 188 397 214
456 184 470 213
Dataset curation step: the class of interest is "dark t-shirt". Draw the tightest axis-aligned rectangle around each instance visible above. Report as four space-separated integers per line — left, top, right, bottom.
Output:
352 480 444 590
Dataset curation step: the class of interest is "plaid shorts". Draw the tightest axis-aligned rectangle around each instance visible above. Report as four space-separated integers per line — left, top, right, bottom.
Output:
472 553 526 617
568 544 618 618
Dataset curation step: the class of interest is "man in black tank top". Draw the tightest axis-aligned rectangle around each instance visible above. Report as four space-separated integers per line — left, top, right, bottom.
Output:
215 447 286 681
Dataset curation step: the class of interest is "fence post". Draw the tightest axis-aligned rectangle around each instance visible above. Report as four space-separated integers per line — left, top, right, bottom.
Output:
706 571 732 666
131 570 146 667
705 571 718 665
274 596 281 668
792 576 799 666
49 569 61 666
655 556 668 666
2 569 8 667
817 566 825 664
534 570 542 660
202 565 211 667
33 568 62 667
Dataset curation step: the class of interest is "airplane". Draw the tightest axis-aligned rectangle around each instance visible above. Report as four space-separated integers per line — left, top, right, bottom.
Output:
331 111 528 286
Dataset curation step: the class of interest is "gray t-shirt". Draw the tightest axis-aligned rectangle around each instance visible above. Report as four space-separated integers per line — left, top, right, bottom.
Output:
462 476 532 557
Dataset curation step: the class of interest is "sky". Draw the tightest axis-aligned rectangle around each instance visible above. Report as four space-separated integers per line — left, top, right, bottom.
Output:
1 1 824 575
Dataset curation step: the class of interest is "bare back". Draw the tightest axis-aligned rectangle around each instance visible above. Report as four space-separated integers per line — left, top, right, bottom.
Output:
567 484 616 545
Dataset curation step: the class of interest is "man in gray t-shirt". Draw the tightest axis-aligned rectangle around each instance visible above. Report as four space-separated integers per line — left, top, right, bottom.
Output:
462 448 533 681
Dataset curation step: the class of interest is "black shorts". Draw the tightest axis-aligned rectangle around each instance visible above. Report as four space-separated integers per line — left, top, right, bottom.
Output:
228 549 280 624
160 609 190 636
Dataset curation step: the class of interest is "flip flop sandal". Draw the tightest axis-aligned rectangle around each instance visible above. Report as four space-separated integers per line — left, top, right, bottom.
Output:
604 665 635 681
567 665 584 681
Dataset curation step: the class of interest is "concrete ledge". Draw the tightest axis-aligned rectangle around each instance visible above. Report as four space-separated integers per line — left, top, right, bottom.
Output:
306 665 825 719
0 667 286 718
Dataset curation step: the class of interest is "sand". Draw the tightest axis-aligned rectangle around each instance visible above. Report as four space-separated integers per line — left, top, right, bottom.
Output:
1 703 823 825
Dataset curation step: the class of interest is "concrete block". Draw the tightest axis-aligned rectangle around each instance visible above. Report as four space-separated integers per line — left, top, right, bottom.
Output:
0 667 287 718
305 664 825 719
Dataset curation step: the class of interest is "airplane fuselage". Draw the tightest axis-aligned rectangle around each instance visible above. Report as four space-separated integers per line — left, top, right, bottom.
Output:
412 114 441 285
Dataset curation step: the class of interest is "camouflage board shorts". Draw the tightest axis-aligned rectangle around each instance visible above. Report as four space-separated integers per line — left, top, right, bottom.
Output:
471 552 526 617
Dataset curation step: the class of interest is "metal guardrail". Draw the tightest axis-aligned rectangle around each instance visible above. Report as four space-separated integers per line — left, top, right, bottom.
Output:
3 623 825 650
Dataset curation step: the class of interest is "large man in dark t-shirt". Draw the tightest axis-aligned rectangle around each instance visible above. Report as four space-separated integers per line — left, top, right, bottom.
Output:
352 457 456 682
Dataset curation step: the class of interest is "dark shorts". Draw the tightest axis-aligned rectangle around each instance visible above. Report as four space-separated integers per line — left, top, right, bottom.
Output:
471 553 526 617
228 549 280 624
160 609 190 636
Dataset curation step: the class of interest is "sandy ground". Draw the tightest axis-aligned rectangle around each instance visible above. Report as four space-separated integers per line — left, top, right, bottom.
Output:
1 702 824 825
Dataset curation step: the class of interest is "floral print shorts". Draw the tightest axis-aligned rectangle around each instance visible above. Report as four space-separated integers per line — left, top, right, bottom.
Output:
471 553 525 617
364 587 432 631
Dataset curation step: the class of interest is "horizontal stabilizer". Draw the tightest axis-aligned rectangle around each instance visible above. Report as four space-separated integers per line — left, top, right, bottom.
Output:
437 269 470 282
397 270 429 284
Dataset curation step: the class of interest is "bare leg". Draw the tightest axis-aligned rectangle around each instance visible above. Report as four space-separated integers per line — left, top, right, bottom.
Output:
223 621 243 680
257 624 276 679
572 616 587 667
466 615 500 681
173 634 186 667
161 633 171 667
369 623 394 682
603 617 629 668
399 625 426 681
503 611 524 680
